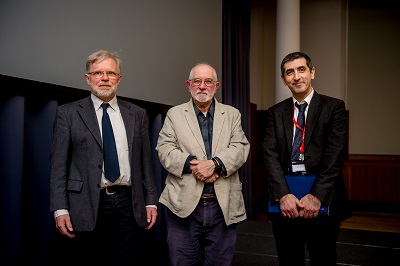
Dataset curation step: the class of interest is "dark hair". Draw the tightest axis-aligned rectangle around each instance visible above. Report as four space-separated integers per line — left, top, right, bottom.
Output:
280 52 313 77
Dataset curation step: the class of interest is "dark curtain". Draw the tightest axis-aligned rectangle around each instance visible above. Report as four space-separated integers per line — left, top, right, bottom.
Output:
222 0 252 218
0 96 25 265
0 76 169 265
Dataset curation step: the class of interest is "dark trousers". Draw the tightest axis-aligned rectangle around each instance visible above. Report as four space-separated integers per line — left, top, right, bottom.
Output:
50 188 146 266
272 215 341 266
166 201 237 266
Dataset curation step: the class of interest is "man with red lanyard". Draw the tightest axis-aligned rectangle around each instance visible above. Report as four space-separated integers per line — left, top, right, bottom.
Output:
263 51 352 266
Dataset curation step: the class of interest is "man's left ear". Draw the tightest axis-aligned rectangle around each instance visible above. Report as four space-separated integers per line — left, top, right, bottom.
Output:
311 67 316 78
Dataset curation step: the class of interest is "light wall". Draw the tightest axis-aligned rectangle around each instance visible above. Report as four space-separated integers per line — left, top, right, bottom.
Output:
250 0 400 155
1 0 399 155
0 0 222 106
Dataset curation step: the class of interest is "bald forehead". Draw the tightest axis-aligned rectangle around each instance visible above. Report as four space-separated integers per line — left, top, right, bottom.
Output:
193 64 212 73
190 64 217 80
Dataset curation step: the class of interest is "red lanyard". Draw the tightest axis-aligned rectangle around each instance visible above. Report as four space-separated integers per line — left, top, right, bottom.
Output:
292 108 306 154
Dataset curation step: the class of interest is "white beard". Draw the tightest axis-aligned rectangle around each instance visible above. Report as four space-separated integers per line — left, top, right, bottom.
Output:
193 92 213 103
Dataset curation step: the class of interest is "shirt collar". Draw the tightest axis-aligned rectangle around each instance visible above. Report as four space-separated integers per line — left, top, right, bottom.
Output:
91 94 118 111
193 99 215 118
292 88 314 106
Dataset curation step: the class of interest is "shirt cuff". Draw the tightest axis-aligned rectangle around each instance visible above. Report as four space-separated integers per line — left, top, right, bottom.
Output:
54 209 69 219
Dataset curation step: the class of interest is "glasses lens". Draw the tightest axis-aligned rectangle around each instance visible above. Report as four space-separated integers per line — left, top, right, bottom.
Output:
192 78 214 87
192 79 201 85
90 71 119 79
105 71 118 78
204 79 214 86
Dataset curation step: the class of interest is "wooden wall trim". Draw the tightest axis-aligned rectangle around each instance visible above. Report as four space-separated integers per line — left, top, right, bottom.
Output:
343 154 400 204
348 154 400 161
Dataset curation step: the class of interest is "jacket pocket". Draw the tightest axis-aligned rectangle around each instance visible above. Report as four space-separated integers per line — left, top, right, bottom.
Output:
228 183 246 219
67 179 83 192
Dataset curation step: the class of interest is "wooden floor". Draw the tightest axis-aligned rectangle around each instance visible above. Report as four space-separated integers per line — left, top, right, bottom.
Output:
256 211 400 233
340 211 400 233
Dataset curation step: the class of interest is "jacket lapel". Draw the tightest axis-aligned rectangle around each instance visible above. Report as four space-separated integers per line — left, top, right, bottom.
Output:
119 100 135 162
283 99 294 153
77 97 102 147
212 99 225 156
304 91 321 150
184 100 207 156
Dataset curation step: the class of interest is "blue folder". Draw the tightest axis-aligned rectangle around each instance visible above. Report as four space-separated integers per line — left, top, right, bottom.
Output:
268 174 328 214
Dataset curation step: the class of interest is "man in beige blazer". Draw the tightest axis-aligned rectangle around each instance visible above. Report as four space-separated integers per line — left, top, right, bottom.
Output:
156 62 250 266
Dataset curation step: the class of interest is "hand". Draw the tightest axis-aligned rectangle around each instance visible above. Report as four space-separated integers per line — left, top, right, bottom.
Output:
190 159 215 181
55 214 75 238
204 172 219 183
279 194 304 218
299 194 321 218
145 206 158 230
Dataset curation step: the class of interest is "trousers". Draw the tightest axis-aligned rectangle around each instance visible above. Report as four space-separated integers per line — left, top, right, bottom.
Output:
166 200 237 266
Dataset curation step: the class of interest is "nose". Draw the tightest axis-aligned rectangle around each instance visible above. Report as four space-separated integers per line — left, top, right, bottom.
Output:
293 70 300 79
197 81 208 89
100 72 109 80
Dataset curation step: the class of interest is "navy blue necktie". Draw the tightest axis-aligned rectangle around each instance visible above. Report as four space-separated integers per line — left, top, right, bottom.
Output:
291 102 308 161
101 103 120 182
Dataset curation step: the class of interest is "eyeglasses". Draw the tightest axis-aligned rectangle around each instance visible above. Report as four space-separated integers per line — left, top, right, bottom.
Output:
190 78 216 87
87 71 120 79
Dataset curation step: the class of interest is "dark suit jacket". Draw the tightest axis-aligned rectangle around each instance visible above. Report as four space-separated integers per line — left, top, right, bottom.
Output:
49 96 158 231
263 91 352 221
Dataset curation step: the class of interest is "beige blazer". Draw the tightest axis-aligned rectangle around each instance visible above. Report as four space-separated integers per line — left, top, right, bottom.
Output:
156 98 250 225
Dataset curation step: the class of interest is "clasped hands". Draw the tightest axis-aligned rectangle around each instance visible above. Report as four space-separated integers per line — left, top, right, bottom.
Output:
279 193 322 219
190 159 219 183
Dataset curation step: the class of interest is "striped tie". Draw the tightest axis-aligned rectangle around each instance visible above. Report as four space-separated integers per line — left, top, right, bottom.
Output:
291 102 307 161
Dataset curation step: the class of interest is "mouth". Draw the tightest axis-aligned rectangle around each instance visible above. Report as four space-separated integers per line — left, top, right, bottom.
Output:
99 84 111 88
293 82 303 87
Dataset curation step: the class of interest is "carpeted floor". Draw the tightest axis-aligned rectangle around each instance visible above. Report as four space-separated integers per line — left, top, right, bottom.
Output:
233 218 400 266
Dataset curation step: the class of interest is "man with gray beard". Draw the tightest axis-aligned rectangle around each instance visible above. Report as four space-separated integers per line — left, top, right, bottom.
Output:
156 62 250 266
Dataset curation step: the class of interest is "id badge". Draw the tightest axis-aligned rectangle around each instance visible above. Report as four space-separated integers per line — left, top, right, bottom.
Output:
292 161 306 173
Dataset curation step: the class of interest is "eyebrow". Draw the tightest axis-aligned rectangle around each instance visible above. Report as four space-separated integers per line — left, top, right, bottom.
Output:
286 65 306 72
